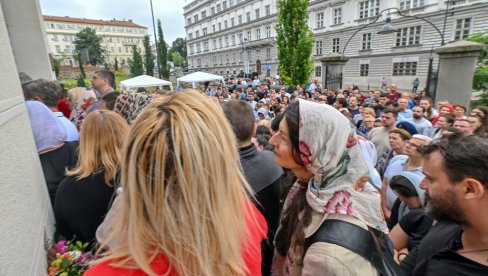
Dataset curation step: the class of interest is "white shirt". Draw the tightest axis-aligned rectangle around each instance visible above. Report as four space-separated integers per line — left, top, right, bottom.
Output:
54 112 79 141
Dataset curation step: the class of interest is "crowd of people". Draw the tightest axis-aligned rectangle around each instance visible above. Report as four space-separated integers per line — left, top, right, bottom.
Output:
19 69 488 275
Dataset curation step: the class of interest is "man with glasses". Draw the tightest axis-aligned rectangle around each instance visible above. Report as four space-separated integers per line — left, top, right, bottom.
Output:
381 134 432 220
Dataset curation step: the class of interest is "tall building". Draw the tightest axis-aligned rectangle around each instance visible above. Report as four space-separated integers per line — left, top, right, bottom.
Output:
43 16 148 67
184 0 488 90
184 0 279 78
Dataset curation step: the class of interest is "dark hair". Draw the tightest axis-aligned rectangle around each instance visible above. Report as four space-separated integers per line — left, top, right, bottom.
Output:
255 134 270 148
101 91 120 110
24 79 62 107
271 113 284 132
380 93 388 98
389 175 419 197
421 135 488 187
336 98 348 108
256 125 271 136
95 70 116 89
275 102 313 262
389 128 412 140
439 114 455 126
382 108 398 118
222 100 255 144
472 106 488 119
385 100 398 109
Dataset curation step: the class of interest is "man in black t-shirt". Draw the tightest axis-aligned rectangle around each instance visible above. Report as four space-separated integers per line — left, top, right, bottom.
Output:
408 135 488 275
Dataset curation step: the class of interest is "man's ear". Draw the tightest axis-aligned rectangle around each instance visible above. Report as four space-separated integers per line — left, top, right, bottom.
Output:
462 178 485 200
32 96 43 102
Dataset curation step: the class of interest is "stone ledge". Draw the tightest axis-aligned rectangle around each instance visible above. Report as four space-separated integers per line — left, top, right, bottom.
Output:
435 40 486 54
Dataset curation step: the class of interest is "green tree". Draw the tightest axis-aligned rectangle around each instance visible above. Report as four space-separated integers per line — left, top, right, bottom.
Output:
143 35 155 76
53 58 60 78
172 37 187 59
77 53 86 79
114 57 119 71
171 51 184 67
128 46 144 77
73 28 105 65
465 30 488 106
157 20 169 79
76 74 86 87
275 0 314 86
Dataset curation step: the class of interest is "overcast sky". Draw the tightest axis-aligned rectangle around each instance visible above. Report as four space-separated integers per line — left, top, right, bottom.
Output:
39 0 187 45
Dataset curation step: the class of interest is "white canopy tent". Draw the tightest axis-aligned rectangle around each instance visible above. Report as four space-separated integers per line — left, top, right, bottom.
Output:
120 75 173 90
176 71 225 88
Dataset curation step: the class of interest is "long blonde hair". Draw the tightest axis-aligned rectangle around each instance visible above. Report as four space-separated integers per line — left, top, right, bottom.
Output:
98 89 255 276
66 110 128 184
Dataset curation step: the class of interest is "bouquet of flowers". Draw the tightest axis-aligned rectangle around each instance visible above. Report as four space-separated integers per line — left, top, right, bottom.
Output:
48 240 95 276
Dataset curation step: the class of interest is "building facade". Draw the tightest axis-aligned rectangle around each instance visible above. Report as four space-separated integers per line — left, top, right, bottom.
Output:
43 16 148 67
184 0 488 90
184 0 280 78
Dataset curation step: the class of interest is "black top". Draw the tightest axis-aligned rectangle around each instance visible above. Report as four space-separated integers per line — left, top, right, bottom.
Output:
411 221 488 276
54 171 115 244
39 141 78 206
398 209 433 250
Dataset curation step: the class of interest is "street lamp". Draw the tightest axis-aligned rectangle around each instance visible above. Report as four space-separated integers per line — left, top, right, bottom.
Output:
150 0 162 79
341 7 445 99
240 37 249 77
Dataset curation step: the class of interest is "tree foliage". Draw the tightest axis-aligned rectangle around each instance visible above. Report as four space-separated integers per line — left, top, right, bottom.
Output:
157 20 169 79
143 35 155 76
275 0 314 86
171 51 184 67
73 28 105 66
128 46 144 77
114 57 119 71
172 37 187 59
465 30 488 106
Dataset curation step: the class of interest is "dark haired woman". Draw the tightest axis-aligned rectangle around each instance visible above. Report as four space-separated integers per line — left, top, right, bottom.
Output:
270 101 388 275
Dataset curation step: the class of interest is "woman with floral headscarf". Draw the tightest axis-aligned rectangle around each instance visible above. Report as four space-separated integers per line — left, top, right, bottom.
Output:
68 87 97 130
270 100 388 276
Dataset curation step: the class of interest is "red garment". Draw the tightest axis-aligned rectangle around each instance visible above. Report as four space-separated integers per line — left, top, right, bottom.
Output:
57 98 71 118
387 91 401 101
84 198 267 276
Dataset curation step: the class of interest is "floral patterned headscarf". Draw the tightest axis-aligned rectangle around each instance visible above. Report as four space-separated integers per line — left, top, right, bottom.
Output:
298 99 388 233
114 91 152 124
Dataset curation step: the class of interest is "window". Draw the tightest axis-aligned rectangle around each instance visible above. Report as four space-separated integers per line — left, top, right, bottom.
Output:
256 28 261 40
232 34 236 45
265 5 271 16
396 26 421 46
332 38 340 53
213 25 216 32
393 62 417 76
189 33 193 40
359 0 380 19
204 41 209 51
266 48 271 59
218 23 222 31
238 15 243 24
52 34 58 41
334 8 342 25
360 64 369 76
217 4 221 12
246 12 251 22
219 38 222 48
223 1 227 9
316 12 324 28
230 0 234 7
225 36 229 47
125 46 129 53
194 14 199 22
118 47 121 53
201 11 206 19
224 20 228 29
196 30 200 38
196 43 201 53
247 30 252 41
454 18 471 40
265 26 271 38
315 40 323 55
197 58 201 67
400 0 425 10
213 56 217 65
255 9 260 19
231 18 235 27
362 33 372 50
213 39 217 49
111 47 114 53
315 66 322 77
211 7 215 15
203 28 207 35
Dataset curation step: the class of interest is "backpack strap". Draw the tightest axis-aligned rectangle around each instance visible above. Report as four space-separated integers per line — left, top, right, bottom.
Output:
304 219 386 275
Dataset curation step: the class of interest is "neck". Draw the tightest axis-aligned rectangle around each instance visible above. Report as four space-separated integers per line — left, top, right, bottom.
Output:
461 219 488 250
407 156 423 167
49 106 59 112
239 141 252 148
292 167 314 182
385 124 396 131
98 86 113 96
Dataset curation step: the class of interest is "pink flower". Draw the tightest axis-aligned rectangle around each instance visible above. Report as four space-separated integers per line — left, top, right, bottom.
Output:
55 241 67 254
299 141 312 166
324 191 357 216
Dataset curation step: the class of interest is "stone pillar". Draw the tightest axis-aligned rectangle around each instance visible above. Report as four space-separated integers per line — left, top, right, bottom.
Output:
1 0 54 80
435 41 485 108
0 0 55 275
319 53 349 90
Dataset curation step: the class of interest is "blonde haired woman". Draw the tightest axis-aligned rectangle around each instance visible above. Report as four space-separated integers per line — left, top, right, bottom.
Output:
86 90 267 276
54 110 128 244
